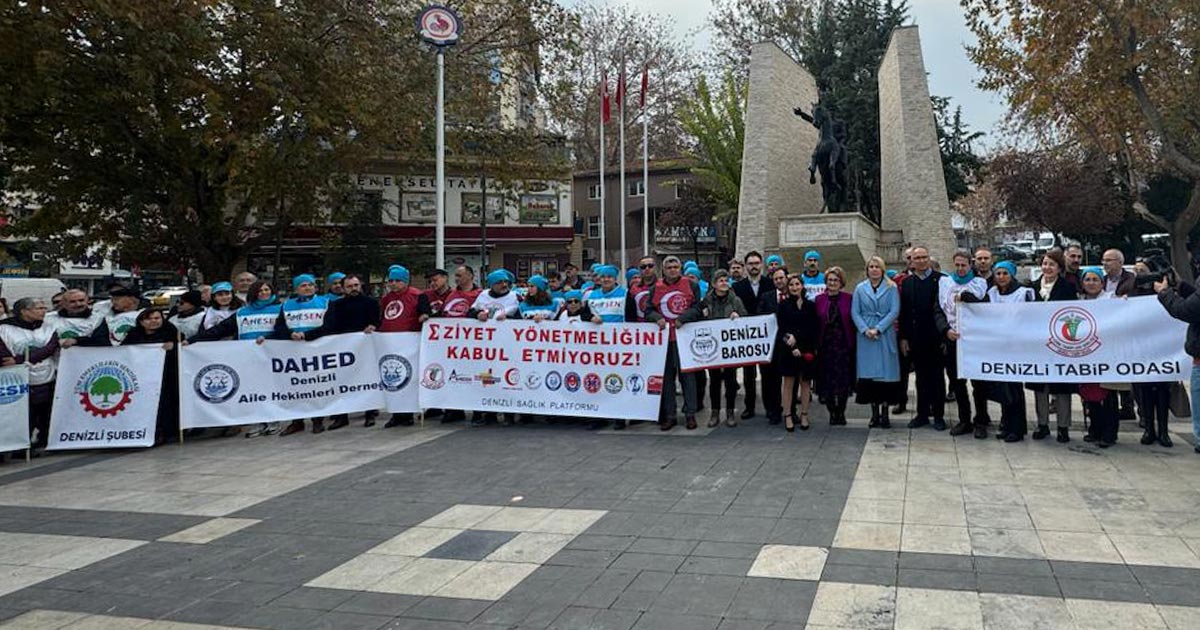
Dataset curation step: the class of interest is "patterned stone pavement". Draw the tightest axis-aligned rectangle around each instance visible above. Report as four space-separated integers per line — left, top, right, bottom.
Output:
0 395 1197 629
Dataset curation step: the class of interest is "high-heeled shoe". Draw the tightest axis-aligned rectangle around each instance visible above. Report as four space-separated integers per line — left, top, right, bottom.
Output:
785 414 796 433
800 412 811 431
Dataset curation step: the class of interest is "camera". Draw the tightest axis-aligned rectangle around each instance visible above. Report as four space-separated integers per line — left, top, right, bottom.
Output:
1134 250 1174 292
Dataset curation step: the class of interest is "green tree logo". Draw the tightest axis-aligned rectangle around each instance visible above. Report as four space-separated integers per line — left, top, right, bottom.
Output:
89 375 123 404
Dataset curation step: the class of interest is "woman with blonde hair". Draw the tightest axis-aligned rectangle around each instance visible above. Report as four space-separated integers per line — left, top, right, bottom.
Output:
852 256 901 428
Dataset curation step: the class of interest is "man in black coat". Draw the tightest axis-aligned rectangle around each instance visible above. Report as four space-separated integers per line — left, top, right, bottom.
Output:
732 251 773 419
899 246 947 430
298 274 381 429
755 266 790 424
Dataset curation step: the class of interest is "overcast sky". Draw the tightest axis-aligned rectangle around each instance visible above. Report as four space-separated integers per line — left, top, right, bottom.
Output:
564 0 1006 151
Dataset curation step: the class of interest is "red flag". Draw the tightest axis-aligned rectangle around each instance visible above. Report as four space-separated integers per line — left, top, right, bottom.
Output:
640 67 648 108
601 72 610 124
615 70 626 111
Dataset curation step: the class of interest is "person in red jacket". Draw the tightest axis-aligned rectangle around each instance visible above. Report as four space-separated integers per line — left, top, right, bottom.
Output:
423 269 452 317
378 264 429 428
441 265 481 318
644 256 704 431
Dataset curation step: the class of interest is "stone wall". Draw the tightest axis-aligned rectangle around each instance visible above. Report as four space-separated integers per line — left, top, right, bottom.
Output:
878 26 957 265
734 42 823 259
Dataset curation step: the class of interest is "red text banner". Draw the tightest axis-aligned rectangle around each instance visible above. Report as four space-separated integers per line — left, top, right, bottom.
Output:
419 319 669 420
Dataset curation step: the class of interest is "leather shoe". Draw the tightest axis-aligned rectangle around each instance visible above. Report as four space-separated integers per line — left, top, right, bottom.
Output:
279 421 305 436
311 419 325 434
1004 433 1024 442
933 418 947 431
1032 426 1050 440
1056 428 1070 443
1159 434 1174 448
740 408 755 419
327 417 349 431
949 421 973 436
660 418 676 431
973 425 987 439
685 415 697 430
907 417 929 429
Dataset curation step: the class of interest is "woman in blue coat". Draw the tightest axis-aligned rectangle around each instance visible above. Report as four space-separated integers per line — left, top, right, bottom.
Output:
852 256 901 428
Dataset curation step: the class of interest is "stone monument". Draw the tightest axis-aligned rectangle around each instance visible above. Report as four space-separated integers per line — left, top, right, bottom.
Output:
734 42 823 259
734 26 956 276
878 25 956 265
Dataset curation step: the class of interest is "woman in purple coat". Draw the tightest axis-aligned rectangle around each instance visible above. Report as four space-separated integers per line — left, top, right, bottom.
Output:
815 267 855 425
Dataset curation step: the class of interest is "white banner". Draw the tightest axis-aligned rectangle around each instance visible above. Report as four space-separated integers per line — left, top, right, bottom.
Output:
180 333 386 429
958 296 1191 383
0 365 30 452
49 346 165 449
374 333 421 414
419 320 668 420
676 315 778 372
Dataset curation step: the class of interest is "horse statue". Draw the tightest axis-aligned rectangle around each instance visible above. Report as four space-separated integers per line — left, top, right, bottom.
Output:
794 98 849 213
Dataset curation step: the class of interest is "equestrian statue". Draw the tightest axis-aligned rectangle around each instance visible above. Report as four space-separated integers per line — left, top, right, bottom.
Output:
794 94 849 213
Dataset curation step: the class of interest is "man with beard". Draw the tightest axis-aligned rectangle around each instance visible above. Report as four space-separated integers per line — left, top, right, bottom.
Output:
733 251 772 420
44 289 104 347
800 250 827 301
324 272 346 301
423 269 452 317
300 274 381 429
755 266 790 424
442 265 481 318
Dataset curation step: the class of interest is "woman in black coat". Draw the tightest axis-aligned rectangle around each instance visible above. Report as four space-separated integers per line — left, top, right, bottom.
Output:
777 274 820 432
121 309 179 446
1027 249 1078 443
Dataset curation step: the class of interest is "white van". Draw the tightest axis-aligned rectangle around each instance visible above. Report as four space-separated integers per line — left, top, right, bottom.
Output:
0 278 68 305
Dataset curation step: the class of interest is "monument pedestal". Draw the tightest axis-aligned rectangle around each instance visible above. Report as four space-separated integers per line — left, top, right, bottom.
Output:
777 214 884 280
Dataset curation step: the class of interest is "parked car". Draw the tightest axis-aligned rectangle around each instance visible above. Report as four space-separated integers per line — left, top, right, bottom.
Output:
991 244 1030 263
0 278 67 305
142 286 189 307
1006 240 1036 258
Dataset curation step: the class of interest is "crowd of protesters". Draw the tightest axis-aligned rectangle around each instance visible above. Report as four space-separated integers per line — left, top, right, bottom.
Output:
1 243 1197 464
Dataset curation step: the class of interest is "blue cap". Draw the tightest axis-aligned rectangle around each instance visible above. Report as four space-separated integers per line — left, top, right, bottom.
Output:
326 272 345 284
528 275 549 292
595 265 619 279
993 261 1017 278
885 270 898 280
683 265 701 278
590 263 601 272
388 265 410 283
803 251 820 262
486 269 511 287
767 254 785 265
293 274 316 289
212 282 233 294
625 267 638 283
1080 266 1104 281
564 289 583 301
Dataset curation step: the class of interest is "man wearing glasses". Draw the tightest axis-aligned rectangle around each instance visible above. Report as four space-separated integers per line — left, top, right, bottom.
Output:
733 251 771 420
898 246 947 431
627 256 658 324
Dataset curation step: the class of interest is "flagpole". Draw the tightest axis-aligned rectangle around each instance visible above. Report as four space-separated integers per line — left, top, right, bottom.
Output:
641 67 650 259
598 68 607 265
618 59 628 282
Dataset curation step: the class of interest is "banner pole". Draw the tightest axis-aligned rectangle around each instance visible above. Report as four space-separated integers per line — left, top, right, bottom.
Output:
25 348 31 463
177 330 184 446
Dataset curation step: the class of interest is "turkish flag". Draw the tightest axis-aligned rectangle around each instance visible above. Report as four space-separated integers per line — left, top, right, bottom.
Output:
615 70 626 112
601 72 610 124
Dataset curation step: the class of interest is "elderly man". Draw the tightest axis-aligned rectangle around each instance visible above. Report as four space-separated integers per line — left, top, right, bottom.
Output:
44 289 104 345
899 246 947 430
645 256 704 430
1102 249 1136 296
233 271 257 303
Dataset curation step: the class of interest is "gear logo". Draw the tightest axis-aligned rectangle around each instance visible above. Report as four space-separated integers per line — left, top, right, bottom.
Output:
76 360 139 417
193 364 239 404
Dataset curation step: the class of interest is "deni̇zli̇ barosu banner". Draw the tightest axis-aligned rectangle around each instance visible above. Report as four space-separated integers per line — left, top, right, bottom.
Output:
49 345 165 449
418 319 668 420
676 314 777 373
957 296 1191 383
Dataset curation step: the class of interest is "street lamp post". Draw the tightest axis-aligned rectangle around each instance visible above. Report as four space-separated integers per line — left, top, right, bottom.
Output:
417 4 462 268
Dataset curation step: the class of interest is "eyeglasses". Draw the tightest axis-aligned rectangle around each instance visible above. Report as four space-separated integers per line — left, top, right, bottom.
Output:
566 299 581 304
639 263 656 269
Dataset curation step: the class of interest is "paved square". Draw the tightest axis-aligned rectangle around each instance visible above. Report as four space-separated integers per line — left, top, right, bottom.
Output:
0 393 1197 629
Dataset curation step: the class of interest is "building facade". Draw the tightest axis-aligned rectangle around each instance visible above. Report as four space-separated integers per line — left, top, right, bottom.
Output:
571 160 727 274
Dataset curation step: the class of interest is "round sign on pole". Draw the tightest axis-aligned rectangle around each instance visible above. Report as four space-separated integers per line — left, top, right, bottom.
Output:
416 4 462 47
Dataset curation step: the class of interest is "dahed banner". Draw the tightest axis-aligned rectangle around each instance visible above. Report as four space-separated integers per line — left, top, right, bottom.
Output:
676 315 777 372
419 320 668 420
958 296 1190 383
